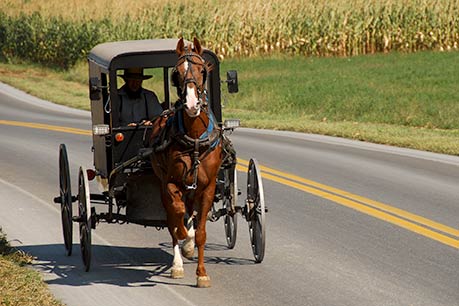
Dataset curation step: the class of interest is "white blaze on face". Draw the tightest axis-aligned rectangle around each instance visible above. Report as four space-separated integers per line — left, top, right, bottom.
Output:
183 61 201 117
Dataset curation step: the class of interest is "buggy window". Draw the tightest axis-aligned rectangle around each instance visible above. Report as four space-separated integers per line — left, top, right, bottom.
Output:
116 68 166 103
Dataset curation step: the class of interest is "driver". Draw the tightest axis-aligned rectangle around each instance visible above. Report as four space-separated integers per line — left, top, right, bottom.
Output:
118 67 163 126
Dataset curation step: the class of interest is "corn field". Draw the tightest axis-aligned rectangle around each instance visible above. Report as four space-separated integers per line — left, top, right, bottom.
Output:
0 0 458 68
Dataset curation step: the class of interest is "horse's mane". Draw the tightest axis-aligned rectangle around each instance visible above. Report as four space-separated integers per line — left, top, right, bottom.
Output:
204 61 214 73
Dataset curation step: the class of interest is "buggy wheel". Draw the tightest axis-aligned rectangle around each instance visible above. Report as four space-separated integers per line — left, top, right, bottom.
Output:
59 144 73 256
246 158 266 263
78 166 92 272
223 165 238 249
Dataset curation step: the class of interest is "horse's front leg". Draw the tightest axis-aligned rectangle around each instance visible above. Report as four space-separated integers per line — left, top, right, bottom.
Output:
163 183 187 278
165 182 188 240
194 183 216 288
169 232 184 279
181 216 195 259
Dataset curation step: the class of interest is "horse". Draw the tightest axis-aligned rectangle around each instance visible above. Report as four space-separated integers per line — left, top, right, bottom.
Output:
150 37 222 288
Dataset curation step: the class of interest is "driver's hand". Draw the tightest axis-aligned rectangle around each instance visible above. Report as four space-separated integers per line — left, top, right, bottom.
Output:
127 120 152 126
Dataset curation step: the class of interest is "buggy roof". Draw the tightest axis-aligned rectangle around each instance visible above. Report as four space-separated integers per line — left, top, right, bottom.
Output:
88 39 193 71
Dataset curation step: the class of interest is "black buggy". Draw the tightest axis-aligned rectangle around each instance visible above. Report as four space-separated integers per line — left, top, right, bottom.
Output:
54 39 266 271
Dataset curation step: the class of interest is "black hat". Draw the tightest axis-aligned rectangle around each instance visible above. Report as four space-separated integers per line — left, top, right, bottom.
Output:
119 67 152 80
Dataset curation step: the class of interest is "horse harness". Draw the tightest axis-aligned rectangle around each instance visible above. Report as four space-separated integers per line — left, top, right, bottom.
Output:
182 110 221 190
153 52 220 191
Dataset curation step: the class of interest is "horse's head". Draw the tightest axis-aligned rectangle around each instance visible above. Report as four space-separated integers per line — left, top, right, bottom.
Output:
174 38 210 117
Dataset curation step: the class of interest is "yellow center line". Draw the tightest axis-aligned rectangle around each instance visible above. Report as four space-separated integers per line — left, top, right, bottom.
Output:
237 158 459 238
236 165 458 248
0 120 92 136
2 120 457 248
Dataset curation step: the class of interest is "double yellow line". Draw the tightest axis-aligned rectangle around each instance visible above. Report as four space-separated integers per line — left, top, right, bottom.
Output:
237 159 459 248
2 119 458 248
0 120 91 136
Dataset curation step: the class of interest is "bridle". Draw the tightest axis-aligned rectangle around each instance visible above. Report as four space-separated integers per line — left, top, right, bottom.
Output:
174 51 208 107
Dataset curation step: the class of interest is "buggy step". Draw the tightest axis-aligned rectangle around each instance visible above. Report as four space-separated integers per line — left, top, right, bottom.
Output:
90 194 106 201
53 195 77 204
72 216 84 222
90 193 107 204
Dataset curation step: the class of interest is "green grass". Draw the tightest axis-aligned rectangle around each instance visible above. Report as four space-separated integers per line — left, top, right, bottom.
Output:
223 51 459 155
222 51 459 129
1 51 459 154
0 228 64 306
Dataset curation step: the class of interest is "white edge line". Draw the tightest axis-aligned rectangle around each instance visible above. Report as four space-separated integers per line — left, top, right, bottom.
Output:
0 81 90 117
236 128 459 166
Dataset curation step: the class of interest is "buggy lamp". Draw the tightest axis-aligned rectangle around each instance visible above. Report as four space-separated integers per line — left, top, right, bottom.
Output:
223 119 240 129
93 124 110 136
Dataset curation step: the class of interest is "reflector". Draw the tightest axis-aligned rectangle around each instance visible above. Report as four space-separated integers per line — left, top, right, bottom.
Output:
115 133 124 142
86 169 96 181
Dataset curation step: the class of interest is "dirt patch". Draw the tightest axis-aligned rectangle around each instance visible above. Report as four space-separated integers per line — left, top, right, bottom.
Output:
0 67 49 78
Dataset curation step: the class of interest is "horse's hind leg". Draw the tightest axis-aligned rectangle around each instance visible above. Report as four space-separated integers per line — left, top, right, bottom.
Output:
181 217 195 259
194 185 215 288
195 216 209 287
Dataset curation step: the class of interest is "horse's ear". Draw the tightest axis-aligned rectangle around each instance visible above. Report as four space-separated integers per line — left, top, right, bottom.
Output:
193 37 203 55
176 38 185 55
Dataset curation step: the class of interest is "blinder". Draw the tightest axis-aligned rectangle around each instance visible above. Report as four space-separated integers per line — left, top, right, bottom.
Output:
171 53 208 94
202 68 207 85
171 68 180 88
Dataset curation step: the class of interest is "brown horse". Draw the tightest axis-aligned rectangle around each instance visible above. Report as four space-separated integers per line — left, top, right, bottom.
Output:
150 38 222 288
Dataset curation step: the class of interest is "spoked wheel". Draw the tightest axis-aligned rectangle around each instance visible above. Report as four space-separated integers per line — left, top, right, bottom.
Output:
59 144 73 256
246 158 266 263
78 166 92 272
222 165 238 249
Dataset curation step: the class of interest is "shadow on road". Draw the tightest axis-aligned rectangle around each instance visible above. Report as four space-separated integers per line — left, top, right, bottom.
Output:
20 244 172 287
19 242 255 288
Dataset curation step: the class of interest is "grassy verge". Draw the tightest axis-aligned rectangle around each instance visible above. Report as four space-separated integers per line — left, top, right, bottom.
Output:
0 228 63 306
0 61 89 110
0 51 459 155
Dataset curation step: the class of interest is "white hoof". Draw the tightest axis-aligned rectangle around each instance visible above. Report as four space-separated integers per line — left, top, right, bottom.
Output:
171 267 184 279
196 275 211 288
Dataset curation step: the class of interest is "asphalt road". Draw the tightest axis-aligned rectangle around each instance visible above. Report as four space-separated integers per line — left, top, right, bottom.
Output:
1 82 459 306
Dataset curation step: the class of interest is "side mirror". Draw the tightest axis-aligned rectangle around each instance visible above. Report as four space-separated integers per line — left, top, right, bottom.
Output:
226 70 238 93
89 77 101 100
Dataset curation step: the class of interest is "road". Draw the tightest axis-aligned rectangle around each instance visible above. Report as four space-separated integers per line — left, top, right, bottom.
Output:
1 82 459 306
